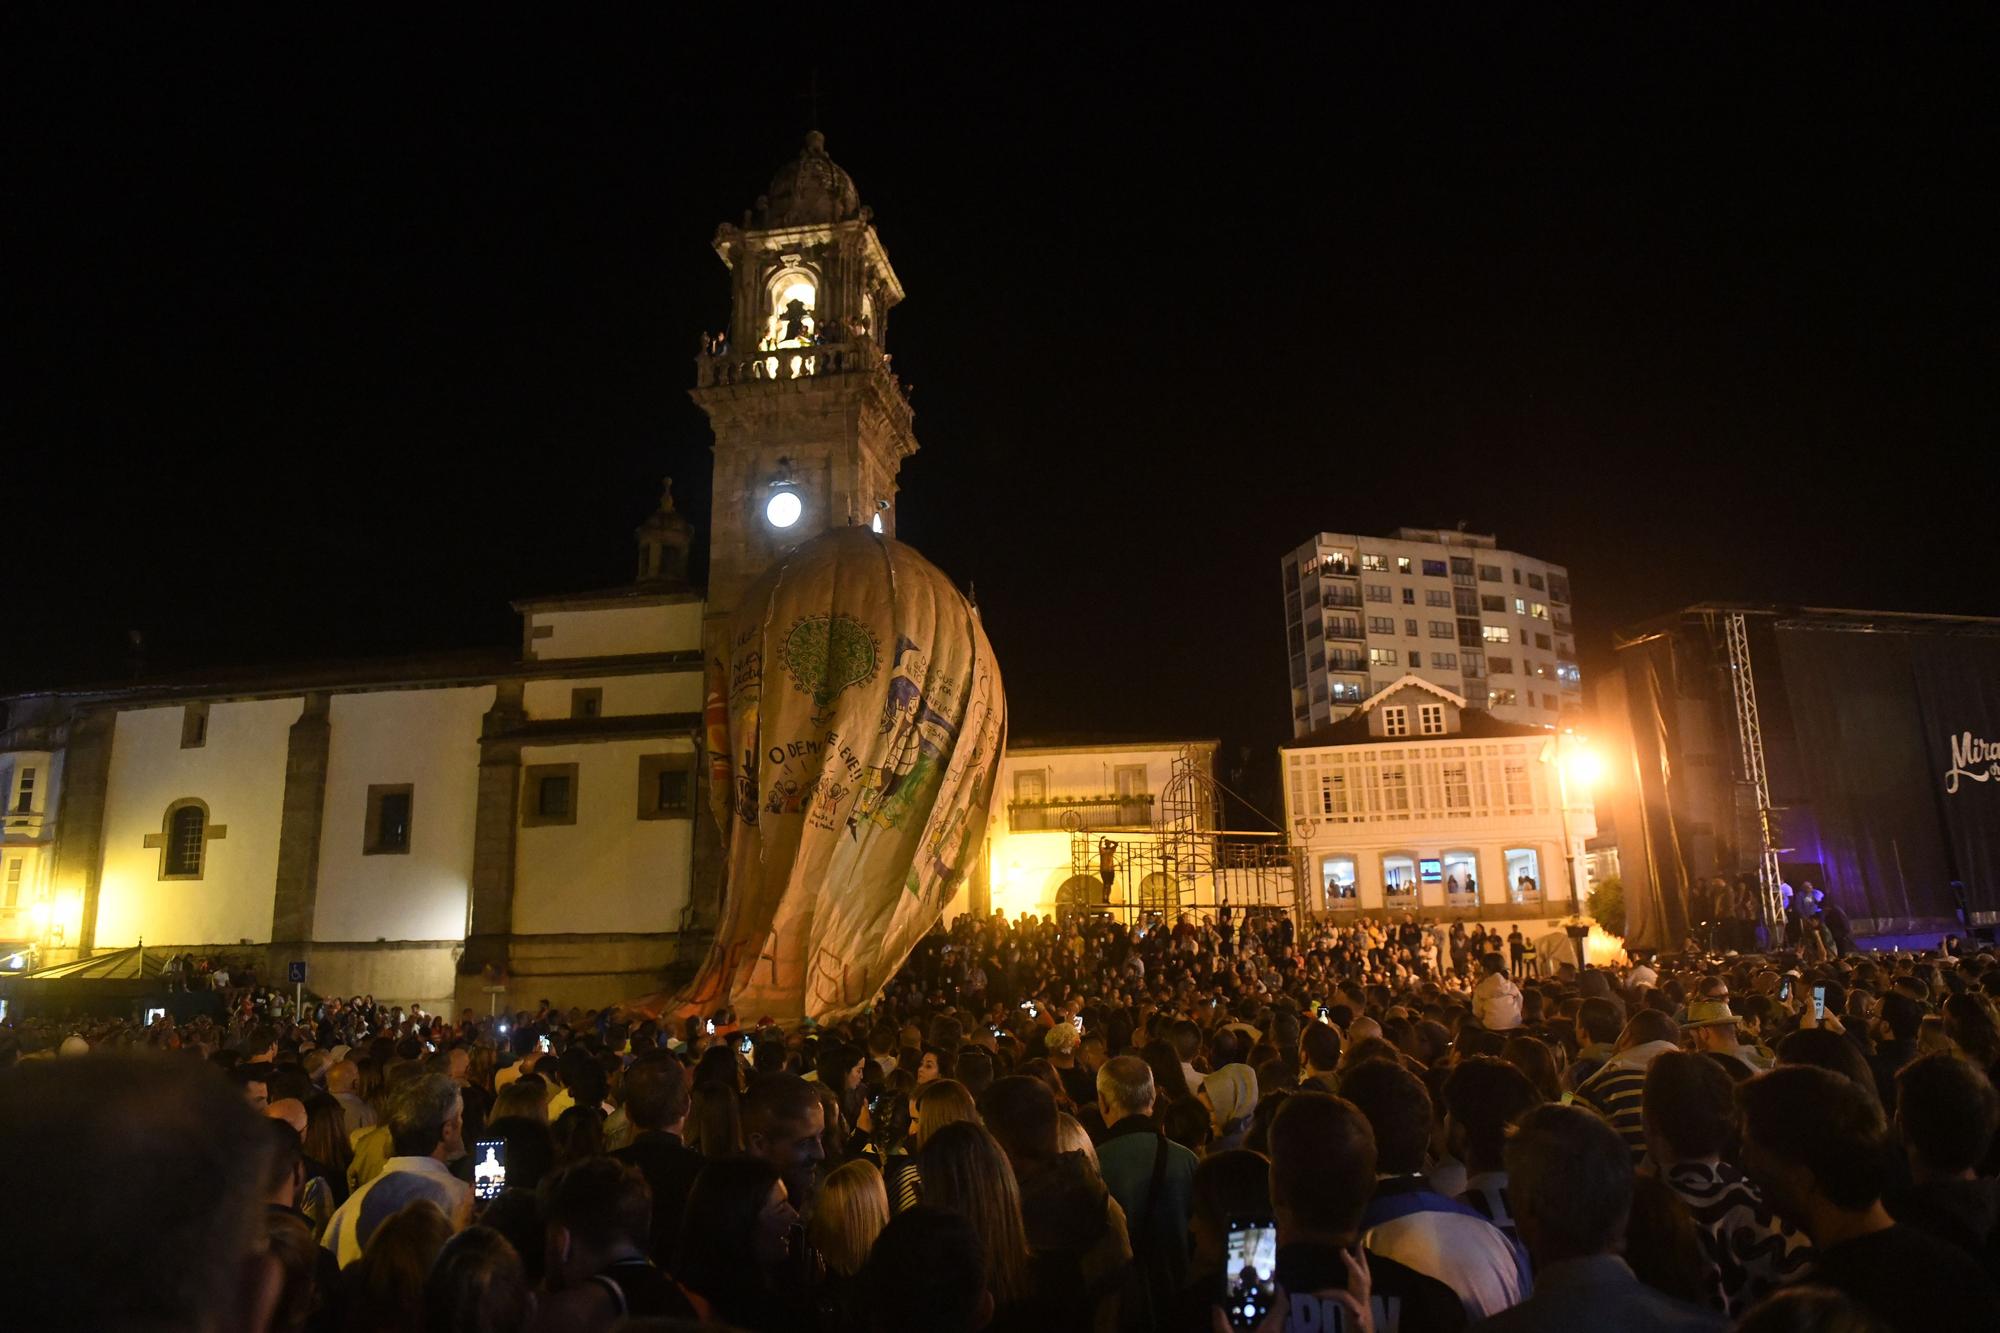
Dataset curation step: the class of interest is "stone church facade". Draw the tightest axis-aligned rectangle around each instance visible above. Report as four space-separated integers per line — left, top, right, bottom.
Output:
0 133 921 1012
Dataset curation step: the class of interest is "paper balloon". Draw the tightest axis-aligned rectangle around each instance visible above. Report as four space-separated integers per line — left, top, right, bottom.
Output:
673 526 1005 1024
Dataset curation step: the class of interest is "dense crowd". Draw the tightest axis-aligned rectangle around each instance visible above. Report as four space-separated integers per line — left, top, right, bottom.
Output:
5 907 2000 1333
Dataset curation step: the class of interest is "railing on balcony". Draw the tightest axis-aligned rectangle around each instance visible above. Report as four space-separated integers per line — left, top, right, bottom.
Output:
1322 590 1362 610
694 336 911 404
1009 795 1155 832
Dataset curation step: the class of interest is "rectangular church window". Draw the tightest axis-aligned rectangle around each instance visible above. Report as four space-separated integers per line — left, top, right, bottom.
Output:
366 785 414 855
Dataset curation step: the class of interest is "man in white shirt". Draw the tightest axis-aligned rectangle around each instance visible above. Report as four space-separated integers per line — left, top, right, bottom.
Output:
322 1073 470 1266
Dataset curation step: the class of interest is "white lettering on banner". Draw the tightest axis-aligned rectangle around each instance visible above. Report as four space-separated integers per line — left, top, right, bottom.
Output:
1946 732 2000 794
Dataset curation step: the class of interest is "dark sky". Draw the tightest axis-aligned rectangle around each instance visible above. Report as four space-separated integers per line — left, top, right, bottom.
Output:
7 10 1997 786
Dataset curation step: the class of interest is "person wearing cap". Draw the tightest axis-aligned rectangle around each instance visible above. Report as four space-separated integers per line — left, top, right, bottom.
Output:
1685 999 1772 1073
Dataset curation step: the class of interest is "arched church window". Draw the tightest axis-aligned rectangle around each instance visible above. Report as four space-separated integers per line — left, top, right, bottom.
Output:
763 270 819 350
165 802 206 878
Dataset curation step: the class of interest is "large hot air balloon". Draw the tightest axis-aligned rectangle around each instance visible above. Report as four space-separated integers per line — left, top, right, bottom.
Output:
671 526 1005 1025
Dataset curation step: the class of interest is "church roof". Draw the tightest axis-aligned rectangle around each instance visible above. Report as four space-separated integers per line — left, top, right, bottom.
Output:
758 131 862 227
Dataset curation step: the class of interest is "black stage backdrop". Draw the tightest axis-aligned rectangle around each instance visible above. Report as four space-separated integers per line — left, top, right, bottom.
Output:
1771 623 2000 929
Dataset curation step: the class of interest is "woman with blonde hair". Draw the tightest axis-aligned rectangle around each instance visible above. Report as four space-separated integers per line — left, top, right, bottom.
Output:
808 1158 890 1279
919 1120 1032 1310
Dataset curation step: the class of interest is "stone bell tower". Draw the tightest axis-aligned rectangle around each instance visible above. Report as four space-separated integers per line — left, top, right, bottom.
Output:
691 131 918 623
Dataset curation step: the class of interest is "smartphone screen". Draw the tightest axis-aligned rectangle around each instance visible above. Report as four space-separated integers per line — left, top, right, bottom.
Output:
738 1033 755 1056
705 1019 716 1035
1812 985 1826 1020
1317 1005 1332 1023
473 1139 508 1202
538 1034 552 1053
1071 1015 1084 1034
1224 1217 1279 1331
1779 978 1792 1002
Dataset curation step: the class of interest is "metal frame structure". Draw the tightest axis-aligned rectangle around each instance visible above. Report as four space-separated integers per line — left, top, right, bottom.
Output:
1058 747 1300 928
1720 611 1787 931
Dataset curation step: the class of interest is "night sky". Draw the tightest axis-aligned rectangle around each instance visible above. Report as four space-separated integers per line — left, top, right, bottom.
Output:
8 11 1996 802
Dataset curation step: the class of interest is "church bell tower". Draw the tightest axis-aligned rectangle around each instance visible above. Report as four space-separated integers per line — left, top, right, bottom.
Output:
691 132 917 622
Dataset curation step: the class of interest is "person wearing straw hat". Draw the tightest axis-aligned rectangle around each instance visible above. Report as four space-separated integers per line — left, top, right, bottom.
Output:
1684 999 1772 1073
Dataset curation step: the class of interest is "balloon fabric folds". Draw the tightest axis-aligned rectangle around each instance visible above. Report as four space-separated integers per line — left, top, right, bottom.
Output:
679 527 1005 1025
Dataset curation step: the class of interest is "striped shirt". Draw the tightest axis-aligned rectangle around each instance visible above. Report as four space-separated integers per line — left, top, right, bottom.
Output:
1574 1039 1679 1162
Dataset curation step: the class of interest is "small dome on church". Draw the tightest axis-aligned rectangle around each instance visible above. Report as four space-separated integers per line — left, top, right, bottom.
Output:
758 131 862 227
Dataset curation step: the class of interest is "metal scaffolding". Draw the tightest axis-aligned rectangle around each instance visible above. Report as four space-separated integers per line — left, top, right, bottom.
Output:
1720 611 1787 932
1059 747 1300 927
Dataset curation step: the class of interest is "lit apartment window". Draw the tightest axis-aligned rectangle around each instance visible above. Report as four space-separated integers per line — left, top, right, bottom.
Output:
1483 626 1510 643
1361 553 1386 571
1428 621 1452 638
1365 584 1392 603
1513 597 1527 615
1396 556 1413 574
1419 703 1445 735
1382 707 1409 737
1489 688 1518 707
1383 854 1417 896
1367 616 1395 634
1530 602 1548 620
1369 648 1399 666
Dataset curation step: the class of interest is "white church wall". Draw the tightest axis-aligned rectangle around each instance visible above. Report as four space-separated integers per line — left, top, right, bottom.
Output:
313 686 493 945
525 602 703 661
96 698 303 948
512 736 695 935
521 670 701 721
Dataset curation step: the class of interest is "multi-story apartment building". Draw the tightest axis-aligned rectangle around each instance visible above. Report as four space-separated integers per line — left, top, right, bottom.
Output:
1281 527 1580 736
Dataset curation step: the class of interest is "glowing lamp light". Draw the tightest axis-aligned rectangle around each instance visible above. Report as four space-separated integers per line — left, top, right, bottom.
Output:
1563 745 1603 791
765 488 802 529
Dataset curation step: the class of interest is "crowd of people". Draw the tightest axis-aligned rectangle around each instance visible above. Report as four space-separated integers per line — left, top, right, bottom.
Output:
5 905 2000 1333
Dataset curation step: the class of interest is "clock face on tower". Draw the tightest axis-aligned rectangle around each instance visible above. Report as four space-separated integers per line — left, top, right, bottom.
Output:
765 488 802 529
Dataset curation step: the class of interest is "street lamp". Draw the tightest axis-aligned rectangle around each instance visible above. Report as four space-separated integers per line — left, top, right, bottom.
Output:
1546 734 1600 968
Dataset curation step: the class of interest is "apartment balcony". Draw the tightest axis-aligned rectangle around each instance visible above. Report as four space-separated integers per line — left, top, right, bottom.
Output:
1009 794 1155 832
1321 590 1362 610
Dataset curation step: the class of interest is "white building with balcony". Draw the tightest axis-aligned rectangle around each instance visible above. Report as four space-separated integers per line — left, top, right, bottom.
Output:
1281 527 1581 737
1283 677 1596 922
